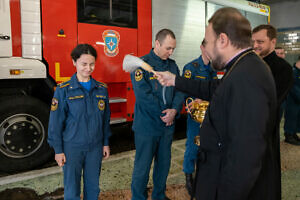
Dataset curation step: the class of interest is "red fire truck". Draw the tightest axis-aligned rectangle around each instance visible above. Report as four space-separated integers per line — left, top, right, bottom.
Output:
0 0 269 172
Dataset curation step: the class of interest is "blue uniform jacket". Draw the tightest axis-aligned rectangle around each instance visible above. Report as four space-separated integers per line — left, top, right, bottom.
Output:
285 65 300 132
287 65 300 104
182 56 217 102
130 49 184 136
47 74 112 154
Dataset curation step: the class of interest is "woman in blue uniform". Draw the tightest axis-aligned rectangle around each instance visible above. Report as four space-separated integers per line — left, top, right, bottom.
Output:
48 44 111 200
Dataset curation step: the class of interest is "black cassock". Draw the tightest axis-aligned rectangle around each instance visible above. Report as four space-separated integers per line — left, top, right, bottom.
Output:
176 49 279 200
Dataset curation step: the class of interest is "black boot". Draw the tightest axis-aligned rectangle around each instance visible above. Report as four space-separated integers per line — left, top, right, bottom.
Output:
294 134 300 142
185 173 193 196
285 133 300 145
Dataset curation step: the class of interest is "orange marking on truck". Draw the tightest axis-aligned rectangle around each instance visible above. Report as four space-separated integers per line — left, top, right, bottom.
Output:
55 62 70 82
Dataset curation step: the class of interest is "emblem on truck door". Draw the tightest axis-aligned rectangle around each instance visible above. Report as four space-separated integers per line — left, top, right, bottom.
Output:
102 30 120 57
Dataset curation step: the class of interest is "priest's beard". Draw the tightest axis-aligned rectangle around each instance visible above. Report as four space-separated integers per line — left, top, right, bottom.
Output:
211 47 226 71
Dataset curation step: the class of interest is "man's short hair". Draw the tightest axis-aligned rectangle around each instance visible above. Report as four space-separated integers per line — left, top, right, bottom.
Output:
155 29 176 44
208 7 252 49
275 46 284 50
253 24 277 40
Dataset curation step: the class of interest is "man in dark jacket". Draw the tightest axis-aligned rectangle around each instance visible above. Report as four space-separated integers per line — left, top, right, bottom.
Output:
252 24 293 105
252 25 294 199
156 7 278 200
252 24 295 146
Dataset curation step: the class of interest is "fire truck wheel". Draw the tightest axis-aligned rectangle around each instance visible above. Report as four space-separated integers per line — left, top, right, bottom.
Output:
0 96 53 172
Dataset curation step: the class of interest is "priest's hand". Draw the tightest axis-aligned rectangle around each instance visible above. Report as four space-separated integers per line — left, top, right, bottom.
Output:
156 71 176 86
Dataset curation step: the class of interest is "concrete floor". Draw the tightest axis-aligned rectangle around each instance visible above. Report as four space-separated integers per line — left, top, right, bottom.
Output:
0 139 186 195
0 122 299 199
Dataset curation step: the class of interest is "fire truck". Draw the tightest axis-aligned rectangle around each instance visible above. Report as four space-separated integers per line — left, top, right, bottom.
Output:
0 0 269 172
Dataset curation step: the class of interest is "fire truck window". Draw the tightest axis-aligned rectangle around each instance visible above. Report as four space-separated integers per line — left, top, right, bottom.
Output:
78 0 137 28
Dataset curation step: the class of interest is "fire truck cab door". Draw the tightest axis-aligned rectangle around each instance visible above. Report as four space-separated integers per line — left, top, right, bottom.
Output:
0 0 12 57
76 0 138 83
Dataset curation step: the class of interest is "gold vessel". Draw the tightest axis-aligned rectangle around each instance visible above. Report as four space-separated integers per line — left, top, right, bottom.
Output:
185 97 209 123
185 97 209 146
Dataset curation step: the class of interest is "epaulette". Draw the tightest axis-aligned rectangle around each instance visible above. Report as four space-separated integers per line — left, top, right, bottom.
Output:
58 81 70 88
192 62 199 67
96 81 108 88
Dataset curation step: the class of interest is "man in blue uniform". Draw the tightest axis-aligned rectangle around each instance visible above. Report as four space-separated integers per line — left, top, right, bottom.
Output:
48 44 111 200
284 56 300 145
130 29 184 200
182 40 217 195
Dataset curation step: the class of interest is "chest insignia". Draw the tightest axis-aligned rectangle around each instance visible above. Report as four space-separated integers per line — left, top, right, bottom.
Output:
184 70 192 79
195 75 206 79
68 95 84 100
98 99 105 111
192 62 199 67
135 69 143 81
51 98 58 111
149 76 157 80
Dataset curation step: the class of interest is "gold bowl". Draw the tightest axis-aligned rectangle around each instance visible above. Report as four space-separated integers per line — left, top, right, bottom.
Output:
185 97 209 123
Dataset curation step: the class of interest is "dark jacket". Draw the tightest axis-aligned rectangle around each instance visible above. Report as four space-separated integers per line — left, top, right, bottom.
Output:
130 49 184 136
175 49 278 200
263 51 293 198
263 51 293 105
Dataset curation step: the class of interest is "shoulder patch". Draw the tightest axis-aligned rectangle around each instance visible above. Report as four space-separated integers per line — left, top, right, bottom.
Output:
51 98 58 111
96 81 108 88
184 70 192 79
98 99 105 111
135 69 143 81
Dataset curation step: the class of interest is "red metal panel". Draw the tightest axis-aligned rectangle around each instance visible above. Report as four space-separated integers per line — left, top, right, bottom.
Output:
78 24 137 83
126 82 135 121
137 0 152 57
10 0 22 57
41 0 77 82
78 24 138 121
40 0 153 123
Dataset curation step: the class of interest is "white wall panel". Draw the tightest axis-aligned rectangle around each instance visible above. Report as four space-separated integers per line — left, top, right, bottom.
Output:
152 0 206 72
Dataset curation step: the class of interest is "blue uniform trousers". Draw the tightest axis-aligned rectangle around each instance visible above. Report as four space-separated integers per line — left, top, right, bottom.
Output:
183 116 200 174
131 132 173 200
284 102 300 135
63 144 103 200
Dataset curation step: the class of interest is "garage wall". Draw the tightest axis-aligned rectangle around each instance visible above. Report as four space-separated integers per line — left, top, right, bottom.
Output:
269 1 300 29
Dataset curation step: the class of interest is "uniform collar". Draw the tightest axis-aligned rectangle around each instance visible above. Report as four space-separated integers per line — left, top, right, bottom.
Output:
150 49 169 67
198 55 211 70
69 73 97 90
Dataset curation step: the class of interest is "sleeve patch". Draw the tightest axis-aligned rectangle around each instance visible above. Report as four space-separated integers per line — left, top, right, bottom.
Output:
184 70 192 79
98 99 105 111
135 69 143 81
51 98 58 111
